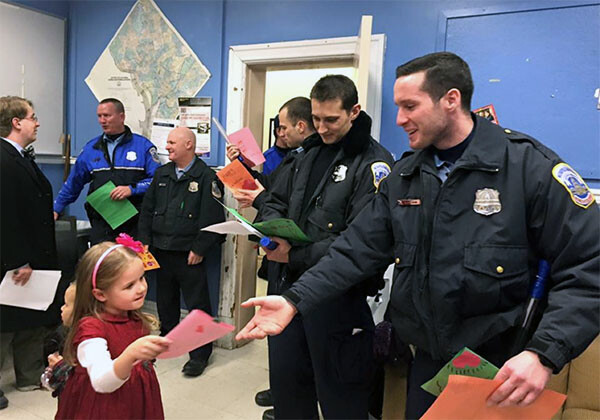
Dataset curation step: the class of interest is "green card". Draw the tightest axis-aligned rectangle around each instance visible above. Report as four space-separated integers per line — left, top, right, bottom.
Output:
253 218 312 243
86 181 138 230
421 347 499 396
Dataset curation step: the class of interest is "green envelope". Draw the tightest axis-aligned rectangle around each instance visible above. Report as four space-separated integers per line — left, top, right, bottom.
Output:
86 181 138 230
421 347 499 396
253 218 312 243
222 204 311 243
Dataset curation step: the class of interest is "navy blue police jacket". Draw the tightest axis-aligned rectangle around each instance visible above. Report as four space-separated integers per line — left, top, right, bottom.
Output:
54 126 159 216
137 157 225 255
283 115 600 372
260 111 394 287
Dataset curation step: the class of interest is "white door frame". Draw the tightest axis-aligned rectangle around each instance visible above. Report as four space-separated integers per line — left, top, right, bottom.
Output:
225 34 386 165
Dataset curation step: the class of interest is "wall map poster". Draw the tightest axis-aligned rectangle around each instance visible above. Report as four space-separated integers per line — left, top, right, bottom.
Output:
85 0 210 138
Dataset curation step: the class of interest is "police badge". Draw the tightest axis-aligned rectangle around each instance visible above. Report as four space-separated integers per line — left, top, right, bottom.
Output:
473 188 501 216
126 151 137 161
188 181 199 192
332 165 348 182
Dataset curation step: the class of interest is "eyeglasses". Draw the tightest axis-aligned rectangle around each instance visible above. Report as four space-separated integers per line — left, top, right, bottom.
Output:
16 114 38 122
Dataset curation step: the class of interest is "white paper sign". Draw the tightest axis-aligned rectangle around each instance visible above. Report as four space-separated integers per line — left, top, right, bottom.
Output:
0 270 62 311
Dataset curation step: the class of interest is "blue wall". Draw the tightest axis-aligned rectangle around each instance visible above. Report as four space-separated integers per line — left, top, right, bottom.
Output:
17 0 600 217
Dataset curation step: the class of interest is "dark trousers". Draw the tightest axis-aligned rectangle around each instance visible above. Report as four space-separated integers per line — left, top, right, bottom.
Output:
153 248 212 361
405 333 513 419
0 327 45 387
269 291 374 419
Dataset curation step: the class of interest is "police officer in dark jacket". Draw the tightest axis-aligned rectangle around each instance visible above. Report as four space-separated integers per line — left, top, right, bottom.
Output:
54 98 160 244
257 75 393 419
227 97 318 419
138 127 225 377
236 53 600 418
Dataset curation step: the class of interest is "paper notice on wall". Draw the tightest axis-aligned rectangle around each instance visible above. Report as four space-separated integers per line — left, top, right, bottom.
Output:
178 97 211 156
151 118 178 157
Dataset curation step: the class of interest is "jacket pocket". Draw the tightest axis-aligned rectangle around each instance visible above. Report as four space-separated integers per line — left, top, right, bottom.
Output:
307 206 346 235
462 244 529 315
393 241 417 269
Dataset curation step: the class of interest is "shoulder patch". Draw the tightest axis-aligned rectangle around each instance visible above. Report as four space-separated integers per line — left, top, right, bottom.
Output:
211 180 223 199
552 163 594 209
149 147 160 163
371 161 391 189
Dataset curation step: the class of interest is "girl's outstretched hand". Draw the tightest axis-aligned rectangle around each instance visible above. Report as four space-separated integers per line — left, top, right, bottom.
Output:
126 336 171 361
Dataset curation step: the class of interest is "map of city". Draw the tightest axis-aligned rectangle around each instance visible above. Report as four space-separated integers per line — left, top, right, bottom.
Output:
85 0 210 138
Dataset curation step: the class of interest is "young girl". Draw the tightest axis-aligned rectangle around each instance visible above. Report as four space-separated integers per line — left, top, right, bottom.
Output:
55 242 170 419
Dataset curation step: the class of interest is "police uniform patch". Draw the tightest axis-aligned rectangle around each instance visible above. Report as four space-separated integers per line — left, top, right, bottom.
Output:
126 151 137 161
211 180 223 199
332 165 348 182
188 181 199 193
552 163 594 208
371 162 391 189
149 147 160 163
473 188 501 216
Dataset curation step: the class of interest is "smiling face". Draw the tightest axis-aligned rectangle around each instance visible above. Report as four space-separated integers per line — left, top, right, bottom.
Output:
311 99 359 145
393 71 451 150
97 258 147 317
97 102 125 135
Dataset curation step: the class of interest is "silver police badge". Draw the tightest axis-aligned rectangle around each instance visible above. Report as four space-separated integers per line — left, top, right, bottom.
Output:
332 165 348 182
473 188 501 216
188 181 199 193
126 151 137 161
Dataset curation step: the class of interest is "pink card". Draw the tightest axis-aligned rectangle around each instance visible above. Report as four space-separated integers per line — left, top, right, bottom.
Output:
157 310 235 359
228 127 265 168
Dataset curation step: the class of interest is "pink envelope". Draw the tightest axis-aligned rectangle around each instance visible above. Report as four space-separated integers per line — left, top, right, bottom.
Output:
157 310 235 359
228 127 266 168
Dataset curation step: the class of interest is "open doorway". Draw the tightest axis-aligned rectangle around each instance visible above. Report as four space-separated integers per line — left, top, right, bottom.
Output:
261 61 356 149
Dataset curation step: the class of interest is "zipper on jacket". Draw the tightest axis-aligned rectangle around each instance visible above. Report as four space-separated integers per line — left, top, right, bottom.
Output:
426 164 499 358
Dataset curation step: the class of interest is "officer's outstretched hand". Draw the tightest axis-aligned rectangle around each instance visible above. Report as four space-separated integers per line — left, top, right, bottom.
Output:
487 350 552 407
235 296 297 341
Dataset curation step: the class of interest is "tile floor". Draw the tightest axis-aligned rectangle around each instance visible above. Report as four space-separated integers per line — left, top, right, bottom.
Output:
0 338 270 419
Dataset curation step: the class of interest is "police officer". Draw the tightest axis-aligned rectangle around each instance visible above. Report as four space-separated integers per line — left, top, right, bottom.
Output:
138 126 225 377
236 53 600 418
257 75 393 419
228 97 318 420
54 98 160 244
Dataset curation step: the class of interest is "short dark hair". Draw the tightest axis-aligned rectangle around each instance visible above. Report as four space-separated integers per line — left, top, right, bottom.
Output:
395 52 474 112
99 98 125 113
0 96 33 137
279 96 315 131
310 75 358 112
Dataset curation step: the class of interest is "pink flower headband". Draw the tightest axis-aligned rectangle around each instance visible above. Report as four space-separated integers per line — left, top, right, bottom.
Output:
91 234 145 289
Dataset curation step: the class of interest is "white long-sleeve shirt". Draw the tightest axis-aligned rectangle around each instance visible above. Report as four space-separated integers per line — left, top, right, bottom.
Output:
77 338 128 393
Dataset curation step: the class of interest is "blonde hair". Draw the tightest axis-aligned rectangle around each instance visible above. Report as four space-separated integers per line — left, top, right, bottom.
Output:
63 242 159 365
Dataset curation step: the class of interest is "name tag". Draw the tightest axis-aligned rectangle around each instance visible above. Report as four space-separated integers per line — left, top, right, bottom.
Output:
158 183 167 187
397 198 421 206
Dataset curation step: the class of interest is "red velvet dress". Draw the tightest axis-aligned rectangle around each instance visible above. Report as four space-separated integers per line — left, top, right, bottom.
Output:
55 314 164 419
